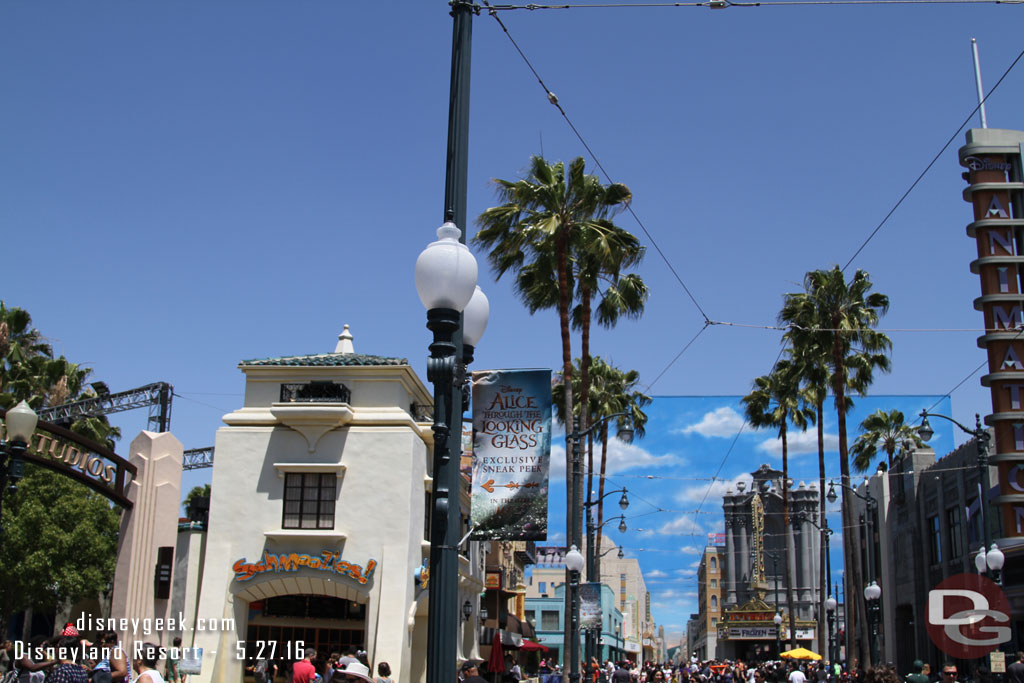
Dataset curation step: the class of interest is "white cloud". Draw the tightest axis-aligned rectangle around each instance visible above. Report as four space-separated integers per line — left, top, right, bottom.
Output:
647 569 669 578
680 545 701 555
678 407 745 438
675 473 752 506
653 588 690 600
639 514 704 538
547 531 566 544
689 559 701 569
755 429 840 457
548 437 683 481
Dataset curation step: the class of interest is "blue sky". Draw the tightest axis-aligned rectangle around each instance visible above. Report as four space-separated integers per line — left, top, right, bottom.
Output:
2 0 1020 638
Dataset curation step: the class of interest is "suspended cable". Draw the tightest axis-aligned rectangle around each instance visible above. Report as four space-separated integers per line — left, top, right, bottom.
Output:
484 3 712 325
842 44 1024 271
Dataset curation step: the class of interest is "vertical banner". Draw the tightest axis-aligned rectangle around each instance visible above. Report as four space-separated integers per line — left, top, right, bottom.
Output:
469 369 552 540
580 582 604 630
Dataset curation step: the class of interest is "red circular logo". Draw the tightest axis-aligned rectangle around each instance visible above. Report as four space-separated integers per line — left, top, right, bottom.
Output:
925 573 1011 659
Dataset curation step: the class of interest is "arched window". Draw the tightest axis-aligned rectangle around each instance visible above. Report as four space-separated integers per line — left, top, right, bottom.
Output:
711 595 718 610
710 557 717 570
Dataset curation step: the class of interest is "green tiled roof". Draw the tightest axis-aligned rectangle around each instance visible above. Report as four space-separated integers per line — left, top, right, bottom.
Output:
240 352 409 367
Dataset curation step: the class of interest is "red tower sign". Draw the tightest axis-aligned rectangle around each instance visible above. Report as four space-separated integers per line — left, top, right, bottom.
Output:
960 129 1024 536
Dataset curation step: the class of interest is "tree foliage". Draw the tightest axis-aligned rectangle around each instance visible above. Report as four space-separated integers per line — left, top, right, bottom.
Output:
0 301 121 630
0 464 121 621
850 408 922 472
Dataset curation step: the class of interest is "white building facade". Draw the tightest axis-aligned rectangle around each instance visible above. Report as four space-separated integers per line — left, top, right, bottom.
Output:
191 329 484 683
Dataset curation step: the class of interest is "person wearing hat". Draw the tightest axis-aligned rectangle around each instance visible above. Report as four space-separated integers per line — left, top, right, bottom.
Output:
905 661 928 683
460 660 487 683
330 662 374 683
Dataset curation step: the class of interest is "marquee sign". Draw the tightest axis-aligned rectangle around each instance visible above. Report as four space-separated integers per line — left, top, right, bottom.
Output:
0 408 135 508
232 550 377 585
959 130 1024 537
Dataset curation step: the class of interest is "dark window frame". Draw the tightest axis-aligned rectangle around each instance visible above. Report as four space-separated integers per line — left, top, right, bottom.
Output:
283 472 337 530
928 514 942 565
947 506 963 560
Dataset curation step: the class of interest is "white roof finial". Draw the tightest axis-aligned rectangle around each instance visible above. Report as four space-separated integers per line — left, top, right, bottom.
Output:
335 324 354 354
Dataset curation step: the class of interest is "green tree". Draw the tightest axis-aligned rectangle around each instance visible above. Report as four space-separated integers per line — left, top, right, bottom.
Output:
780 266 891 667
0 464 121 634
850 408 922 473
184 483 212 517
742 359 814 647
475 156 632 538
0 302 122 634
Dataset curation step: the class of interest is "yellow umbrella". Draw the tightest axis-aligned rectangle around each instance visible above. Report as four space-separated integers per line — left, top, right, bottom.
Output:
780 648 822 661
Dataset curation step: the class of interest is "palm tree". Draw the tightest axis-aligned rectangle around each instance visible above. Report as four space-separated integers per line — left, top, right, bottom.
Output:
589 359 649 556
742 359 815 648
475 155 632 538
851 409 923 473
788 340 833 659
780 265 891 667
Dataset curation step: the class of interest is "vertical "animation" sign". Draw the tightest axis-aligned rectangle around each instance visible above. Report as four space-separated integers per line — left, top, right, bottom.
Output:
959 129 1024 537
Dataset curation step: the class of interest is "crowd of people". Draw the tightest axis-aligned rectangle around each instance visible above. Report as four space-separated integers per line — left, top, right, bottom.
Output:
6 630 1024 683
0 625 185 683
478 652 1024 683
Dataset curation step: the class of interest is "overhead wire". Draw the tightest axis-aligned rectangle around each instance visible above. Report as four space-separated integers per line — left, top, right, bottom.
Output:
483 2 713 333
479 0 1018 568
483 0 1015 8
842 44 1024 271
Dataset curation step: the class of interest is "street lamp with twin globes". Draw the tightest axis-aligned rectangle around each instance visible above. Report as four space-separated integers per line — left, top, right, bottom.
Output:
415 220 489 683
975 543 1005 585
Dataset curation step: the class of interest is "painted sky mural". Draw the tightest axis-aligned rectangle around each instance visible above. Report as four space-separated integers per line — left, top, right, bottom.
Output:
541 394 958 637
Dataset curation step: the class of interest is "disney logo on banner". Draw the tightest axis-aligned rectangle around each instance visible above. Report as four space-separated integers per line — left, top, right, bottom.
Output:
926 573 1010 659
964 156 1012 172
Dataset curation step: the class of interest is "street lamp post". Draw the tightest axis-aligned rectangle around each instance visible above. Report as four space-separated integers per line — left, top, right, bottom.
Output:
917 411 992 553
568 412 633 673
827 480 877 666
975 543 1006 584
584 513 626 665
0 401 39 543
803 512 833 661
416 228 489 683
825 597 837 667
774 613 783 658
864 581 881 668
566 545 586 683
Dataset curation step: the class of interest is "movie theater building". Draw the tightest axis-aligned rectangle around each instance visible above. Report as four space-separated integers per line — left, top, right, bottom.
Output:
191 328 486 683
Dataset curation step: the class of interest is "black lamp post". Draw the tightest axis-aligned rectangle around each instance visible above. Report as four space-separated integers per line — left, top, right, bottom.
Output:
825 596 837 666
827 479 878 666
802 512 833 660
917 411 993 560
568 412 633 675
415 225 489 683
774 613 783 658
0 401 39 544
566 544 586 682
863 581 881 667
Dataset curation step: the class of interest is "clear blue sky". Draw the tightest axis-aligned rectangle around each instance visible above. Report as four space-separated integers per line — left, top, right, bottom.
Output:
2 0 1021 639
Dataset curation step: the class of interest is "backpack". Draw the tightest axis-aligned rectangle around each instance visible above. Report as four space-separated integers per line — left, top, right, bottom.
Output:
254 660 268 683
